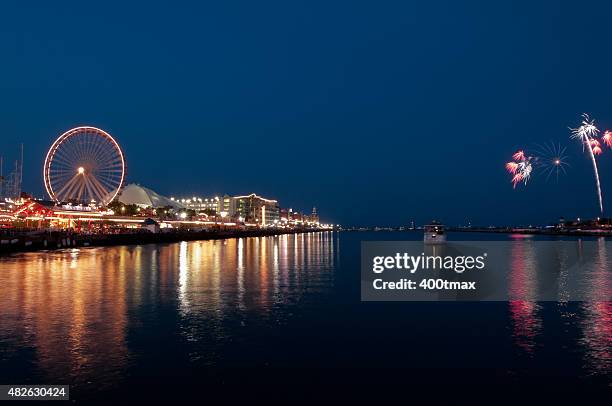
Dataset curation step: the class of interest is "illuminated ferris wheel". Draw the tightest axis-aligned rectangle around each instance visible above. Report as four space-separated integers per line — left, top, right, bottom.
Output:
43 126 126 206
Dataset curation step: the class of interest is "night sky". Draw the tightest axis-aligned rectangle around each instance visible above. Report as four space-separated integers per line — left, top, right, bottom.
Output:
1 1 612 226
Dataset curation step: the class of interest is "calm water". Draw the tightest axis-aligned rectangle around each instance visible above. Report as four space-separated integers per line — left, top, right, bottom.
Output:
0 231 610 399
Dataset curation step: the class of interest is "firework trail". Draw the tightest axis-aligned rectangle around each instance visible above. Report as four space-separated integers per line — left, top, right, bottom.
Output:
506 150 534 188
569 113 604 214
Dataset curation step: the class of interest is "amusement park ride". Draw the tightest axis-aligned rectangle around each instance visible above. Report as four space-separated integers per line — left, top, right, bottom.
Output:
43 126 126 206
1 126 128 230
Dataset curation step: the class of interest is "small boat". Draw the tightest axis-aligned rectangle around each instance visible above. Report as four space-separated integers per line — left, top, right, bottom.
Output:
424 221 446 244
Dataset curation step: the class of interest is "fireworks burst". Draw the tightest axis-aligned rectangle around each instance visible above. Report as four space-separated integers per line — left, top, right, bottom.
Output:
603 130 612 148
512 151 526 161
569 113 604 214
504 114 610 215
506 150 534 188
533 142 570 182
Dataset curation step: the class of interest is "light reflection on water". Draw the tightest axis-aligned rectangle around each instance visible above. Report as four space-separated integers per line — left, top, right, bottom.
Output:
507 238 611 376
0 231 609 392
509 241 542 354
0 232 336 386
580 238 611 375
0 247 131 391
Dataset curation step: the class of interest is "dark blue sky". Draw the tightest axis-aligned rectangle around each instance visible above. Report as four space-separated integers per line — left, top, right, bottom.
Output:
1 1 612 226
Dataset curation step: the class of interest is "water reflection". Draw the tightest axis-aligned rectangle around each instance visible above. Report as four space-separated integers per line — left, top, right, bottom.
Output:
509 241 542 355
0 248 130 389
507 238 611 376
579 238 611 375
0 231 609 390
0 232 336 384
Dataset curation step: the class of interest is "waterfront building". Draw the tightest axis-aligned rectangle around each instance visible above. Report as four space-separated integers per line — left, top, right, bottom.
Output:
280 208 293 222
291 211 304 224
228 193 280 225
2 194 327 232
173 195 221 214
558 217 566 228
308 207 319 224
222 194 233 216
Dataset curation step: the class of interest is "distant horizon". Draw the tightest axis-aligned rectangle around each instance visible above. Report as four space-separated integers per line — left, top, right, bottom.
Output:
3 136 611 228
2 1 612 225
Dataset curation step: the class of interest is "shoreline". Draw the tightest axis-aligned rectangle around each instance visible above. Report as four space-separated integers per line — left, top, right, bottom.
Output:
447 227 612 237
0 228 329 255
341 228 612 237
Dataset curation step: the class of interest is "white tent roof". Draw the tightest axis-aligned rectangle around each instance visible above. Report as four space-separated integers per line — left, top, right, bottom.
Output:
116 183 184 209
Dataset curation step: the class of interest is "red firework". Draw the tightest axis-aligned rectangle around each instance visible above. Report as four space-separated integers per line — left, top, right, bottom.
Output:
603 130 612 148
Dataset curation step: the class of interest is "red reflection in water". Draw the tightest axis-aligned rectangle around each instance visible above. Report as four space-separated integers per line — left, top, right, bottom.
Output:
508 301 541 355
579 238 611 375
508 241 541 355
580 301 611 375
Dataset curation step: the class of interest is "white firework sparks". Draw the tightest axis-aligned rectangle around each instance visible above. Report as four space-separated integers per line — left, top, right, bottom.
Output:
506 150 534 188
569 113 604 214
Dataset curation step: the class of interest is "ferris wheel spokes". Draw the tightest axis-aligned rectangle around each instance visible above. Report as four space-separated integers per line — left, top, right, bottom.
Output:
43 126 126 206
